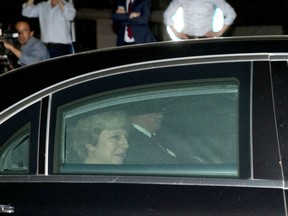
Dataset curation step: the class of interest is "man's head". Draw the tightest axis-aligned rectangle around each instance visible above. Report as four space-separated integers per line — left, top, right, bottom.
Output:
128 100 168 134
130 112 164 134
15 21 33 46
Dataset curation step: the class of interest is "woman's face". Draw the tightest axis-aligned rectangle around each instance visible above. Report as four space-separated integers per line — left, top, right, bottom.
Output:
93 128 129 164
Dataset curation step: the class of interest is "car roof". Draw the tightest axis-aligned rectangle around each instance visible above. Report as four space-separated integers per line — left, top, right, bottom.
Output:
1 35 288 113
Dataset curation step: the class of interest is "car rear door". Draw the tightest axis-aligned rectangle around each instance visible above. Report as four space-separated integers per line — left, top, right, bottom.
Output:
0 56 286 215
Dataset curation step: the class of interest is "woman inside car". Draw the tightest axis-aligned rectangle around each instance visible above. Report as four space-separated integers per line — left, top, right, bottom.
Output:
71 110 131 164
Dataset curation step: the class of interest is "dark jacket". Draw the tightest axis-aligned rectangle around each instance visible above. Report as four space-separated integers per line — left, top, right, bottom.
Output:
124 127 176 164
111 0 156 46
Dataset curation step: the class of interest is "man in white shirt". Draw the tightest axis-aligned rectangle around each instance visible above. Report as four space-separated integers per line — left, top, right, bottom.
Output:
22 0 76 58
163 0 237 39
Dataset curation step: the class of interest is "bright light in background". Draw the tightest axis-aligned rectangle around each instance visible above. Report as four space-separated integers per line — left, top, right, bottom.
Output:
167 7 224 41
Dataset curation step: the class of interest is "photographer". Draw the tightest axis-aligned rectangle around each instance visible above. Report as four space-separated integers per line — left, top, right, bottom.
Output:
2 20 50 67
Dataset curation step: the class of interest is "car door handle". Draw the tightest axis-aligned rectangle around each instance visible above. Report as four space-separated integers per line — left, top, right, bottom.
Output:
0 205 14 213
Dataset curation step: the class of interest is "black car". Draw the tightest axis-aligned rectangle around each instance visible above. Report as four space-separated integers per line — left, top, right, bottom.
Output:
1 36 288 215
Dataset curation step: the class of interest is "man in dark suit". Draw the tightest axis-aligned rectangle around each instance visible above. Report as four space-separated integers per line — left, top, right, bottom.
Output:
124 100 177 164
111 0 156 46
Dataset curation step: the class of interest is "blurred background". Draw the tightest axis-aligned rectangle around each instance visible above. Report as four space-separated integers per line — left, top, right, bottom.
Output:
0 0 287 52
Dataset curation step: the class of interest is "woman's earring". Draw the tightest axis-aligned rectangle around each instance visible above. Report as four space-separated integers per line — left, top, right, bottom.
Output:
89 146 95 152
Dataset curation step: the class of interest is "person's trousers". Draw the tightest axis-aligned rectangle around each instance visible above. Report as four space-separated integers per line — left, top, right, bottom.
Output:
45 43 74 58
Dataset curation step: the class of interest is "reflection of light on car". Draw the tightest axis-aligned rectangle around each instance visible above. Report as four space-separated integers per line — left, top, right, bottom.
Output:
167 7 224 41
213 8 224 32
166 7 184 41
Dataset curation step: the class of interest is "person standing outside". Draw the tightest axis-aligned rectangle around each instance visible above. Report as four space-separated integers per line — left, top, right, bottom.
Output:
163 0 237 40
22 0 76 58
111 0 156 46
2 20 50 67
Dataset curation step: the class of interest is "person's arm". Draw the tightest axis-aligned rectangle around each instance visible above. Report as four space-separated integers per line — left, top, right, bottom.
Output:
116 6 125 14
129 12 140 19
112 1 130 22
2 41 21 59
205 24 230 38
58 0 76 21
22 0 38 17
25 0 34 7
128 0 151 25
169 25 189 39
58 0 65 11
163 0 183 39
208 0 236 37
112 0 144 22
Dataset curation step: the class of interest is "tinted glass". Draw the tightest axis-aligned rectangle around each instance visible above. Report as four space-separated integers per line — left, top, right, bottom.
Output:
55 79 239 177
0 124 30 174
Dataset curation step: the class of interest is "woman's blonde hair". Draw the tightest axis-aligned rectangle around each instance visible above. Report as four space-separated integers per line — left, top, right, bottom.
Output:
70 110 131 162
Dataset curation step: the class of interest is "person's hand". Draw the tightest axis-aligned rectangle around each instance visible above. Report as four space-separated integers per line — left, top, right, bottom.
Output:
2 41 13 50
177 32 189 39
205 24 229 38
57 0 64 5
27 0 35 6
116 6 125 14
56 0 65 11
172 30 189 39
205 31 220 38
129 12 140 19
1 40 21 59
169 26 188 39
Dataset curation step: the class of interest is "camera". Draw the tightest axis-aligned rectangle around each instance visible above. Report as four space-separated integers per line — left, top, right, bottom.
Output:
0 23 19 73
0 23 19 55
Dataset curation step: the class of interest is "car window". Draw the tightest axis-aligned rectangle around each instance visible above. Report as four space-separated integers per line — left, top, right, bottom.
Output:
0 124 30 173
55 78 241 178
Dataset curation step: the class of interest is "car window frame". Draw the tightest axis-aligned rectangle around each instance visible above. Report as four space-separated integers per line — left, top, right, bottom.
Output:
0 102 41 175
49 61 252 179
